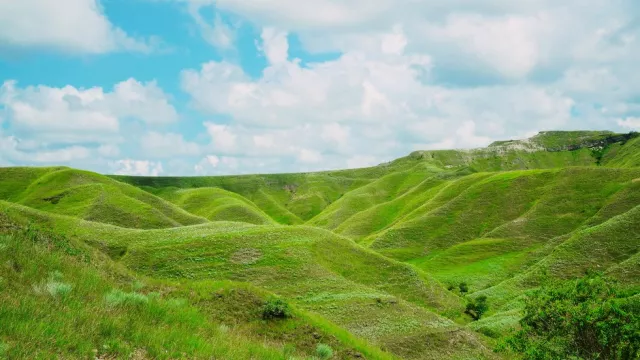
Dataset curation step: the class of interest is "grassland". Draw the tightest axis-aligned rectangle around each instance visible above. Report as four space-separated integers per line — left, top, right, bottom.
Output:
1 130 638 359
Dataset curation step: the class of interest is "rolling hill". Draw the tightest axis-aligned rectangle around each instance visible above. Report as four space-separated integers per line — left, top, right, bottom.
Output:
1 130 638 359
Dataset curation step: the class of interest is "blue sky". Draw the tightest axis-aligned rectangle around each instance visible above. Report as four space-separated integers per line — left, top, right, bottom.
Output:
1 0 639 176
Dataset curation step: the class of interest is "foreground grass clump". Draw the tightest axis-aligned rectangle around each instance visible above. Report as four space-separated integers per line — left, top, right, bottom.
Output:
317 343 334 359
499 273 640 360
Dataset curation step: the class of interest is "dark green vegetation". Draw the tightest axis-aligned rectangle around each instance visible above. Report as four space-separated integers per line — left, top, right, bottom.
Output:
0 130 638 359
500 273 639 359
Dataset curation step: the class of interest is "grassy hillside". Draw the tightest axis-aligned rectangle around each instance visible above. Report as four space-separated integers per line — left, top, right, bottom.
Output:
0 201 496 360
1 130 638 359
0 167 207 229
156 187 276 225
0 211 402 360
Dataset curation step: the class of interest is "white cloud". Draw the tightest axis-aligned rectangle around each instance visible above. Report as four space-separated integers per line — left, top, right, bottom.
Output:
0 0 156 54
189 0 638 82
140 132 201 158
617 117 640 130
181 31 431 128
422 13 546 78
182 27 578 167
297 148 323 164
0 79 178 145
30 146 92 163
0 132 95 165
194 155 269 175
112 159 164 176
260 28 289 65
204 122 237 152
346 155 378 168
111 79 179 125
321 123 350 145
97 144 120 158
188 5 236 49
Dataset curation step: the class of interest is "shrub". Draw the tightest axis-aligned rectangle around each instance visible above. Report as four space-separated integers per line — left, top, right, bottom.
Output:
465 295 488 321
104 289 149 307
316 344 333 359
261 297 291 320
499 272 640 359
459 282 469 295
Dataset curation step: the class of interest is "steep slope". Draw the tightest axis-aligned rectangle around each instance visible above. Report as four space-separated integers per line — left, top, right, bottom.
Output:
308 163 443 231
603 134 640 168
0 201 497 360
112 159 429 225
157 187 276 225
0 211 399 360
0 167 207 229
369 168 639 284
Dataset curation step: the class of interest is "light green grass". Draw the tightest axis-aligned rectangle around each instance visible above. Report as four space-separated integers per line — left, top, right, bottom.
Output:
0 167 207 229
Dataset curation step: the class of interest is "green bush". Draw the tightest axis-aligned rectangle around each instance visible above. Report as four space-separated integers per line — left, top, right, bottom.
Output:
459 282 469 295
499 272 640 359
464 295 488 321
316 343 333 359
261 297 291 320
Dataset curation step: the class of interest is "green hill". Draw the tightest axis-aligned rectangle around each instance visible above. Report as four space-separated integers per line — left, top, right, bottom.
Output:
0 130 638 359
155 187 276 225
0 201 493 360
0 167 208 229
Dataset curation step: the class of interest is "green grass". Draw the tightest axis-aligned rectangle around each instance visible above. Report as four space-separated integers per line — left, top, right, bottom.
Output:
0 201 496 359
157 187 276 225
0 167 207 229
0 130 638 359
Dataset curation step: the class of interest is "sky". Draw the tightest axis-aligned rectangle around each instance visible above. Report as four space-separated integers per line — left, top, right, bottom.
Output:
0 0 639 176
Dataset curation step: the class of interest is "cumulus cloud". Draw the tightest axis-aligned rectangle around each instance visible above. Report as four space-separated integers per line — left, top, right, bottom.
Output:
187 5 237 50
201 0 637 78
111 159 164 176
617 117 640 130
181 31 431 128
346 155 379 169
5 0 640 176
140 132 201 158
97 144 120 158
0 132 97 166
0 79 178 145
181 25 583 169
204 123 237 152
0 78 180 173
0 0 157 54
194 155 280 175
297 148 323 164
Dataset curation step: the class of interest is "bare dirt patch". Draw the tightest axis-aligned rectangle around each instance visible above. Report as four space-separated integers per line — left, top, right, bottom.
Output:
230 248 262 265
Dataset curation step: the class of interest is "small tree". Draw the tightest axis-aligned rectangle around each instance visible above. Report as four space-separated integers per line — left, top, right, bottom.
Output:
500 272 640 359
465 295 488 320
459 282 469 295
